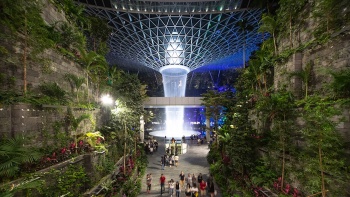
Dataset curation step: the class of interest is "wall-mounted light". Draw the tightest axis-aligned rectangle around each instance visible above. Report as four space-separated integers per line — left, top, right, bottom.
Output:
101 95 113 106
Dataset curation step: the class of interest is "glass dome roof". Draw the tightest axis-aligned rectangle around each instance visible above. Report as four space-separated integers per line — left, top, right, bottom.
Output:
76 0 267 72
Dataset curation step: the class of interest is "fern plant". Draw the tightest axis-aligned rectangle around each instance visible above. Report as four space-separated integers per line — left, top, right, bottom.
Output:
0 136 42 181
39 82 69 105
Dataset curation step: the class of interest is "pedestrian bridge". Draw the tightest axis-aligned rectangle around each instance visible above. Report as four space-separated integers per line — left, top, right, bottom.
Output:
143 97 204 108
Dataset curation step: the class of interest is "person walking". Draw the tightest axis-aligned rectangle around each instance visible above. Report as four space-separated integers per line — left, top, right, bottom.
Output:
160 174 166 195
174 154 179 167
191 183 199 197
175 181 180 197
161 156 165 170
169 179 175 197
179 171 185 189
146 174 152 194
185 183 192 197
187 173 192 186
199 180 207 197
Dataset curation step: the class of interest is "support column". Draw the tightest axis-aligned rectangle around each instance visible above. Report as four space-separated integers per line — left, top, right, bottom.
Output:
205 109 210 143
140 115 144 142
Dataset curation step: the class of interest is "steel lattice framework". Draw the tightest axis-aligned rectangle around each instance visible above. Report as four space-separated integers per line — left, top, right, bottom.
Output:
76 0 267 72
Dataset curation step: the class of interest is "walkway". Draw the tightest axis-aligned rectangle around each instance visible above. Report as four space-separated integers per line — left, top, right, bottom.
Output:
138 136 221 197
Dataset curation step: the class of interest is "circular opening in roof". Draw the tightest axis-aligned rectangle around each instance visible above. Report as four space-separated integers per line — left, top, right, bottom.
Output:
159 65 190 76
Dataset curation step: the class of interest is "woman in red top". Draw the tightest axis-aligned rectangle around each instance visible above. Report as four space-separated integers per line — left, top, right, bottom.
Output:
199 180 207 197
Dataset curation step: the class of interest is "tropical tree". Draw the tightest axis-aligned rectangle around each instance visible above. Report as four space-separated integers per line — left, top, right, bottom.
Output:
257 90 296 190
108 72 147 174
259 14 278 55
65 107 92 153
297 96 347 196
277 0 307 48
86 16 111 54
64 73 85 103
77 47 108 102
288 61 313 99
0 0 54 95
201 89 234 142
312 0 347 36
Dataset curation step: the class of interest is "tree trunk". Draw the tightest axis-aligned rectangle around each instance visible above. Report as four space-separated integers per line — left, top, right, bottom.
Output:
123 121 127 175
23 16 28 95
281 139 285 191
273 32 277 55
319 144 326 197
289 13 293 48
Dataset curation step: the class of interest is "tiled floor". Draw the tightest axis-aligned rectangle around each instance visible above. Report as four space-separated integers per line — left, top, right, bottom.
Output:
138 136 221 197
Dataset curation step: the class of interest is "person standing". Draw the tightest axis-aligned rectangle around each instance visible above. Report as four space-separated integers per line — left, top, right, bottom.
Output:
179 171 185 188
192 174 197 185
160 174 166 195
175 181 181 197
208 181 215 197
197 173 203 184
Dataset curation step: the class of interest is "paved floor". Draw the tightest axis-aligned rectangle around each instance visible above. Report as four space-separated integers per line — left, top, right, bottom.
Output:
138 136 221 197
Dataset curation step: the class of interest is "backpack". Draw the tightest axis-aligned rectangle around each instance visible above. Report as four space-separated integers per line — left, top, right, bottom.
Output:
192 191 198 197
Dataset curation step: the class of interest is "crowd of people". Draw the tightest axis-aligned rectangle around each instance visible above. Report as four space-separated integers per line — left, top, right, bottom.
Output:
144 138 158 155
146 171 216 197
144 135 217 197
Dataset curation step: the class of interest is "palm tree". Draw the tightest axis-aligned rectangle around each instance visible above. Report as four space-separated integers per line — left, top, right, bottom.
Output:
66 108 91 153
77 47 108 103
288 62 312 99
64 73 85 103
259 14 278 55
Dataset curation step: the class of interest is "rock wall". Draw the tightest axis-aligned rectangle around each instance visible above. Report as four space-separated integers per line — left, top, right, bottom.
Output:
0 103 103 146
0 0 105 138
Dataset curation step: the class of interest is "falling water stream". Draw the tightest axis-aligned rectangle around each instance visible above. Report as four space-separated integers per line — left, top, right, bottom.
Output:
160 65 189 135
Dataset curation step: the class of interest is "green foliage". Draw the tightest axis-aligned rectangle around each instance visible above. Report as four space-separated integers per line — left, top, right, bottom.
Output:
86 16 111 55
288 61 313 98
56 22 86 50
39 82 69 105
64 73 85 102
53 0 88 29
312 0 348 36
296 96 347 196
329 69 350 98
250 160 277 187
47 165 90 197
0 136 42 181
207 147 221 164
79 132 107 152
0 174 45 197
110 72 148 131
201 89 235 130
